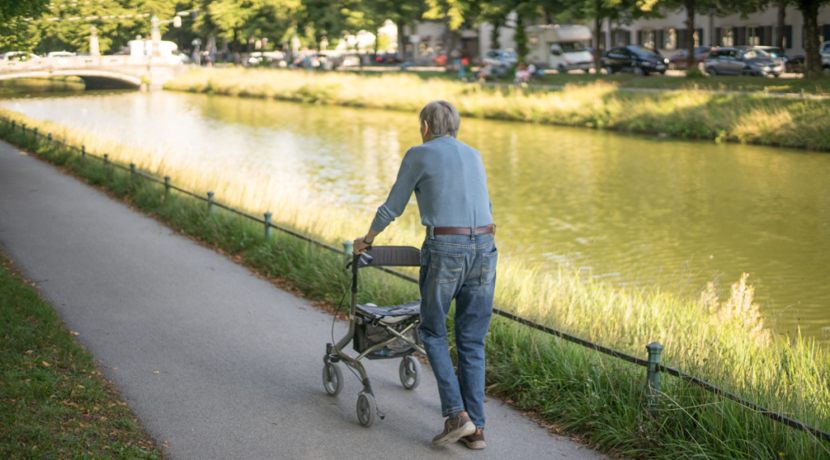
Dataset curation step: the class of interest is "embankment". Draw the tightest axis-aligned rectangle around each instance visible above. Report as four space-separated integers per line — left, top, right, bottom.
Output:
165 68 830 151
1 108 829 459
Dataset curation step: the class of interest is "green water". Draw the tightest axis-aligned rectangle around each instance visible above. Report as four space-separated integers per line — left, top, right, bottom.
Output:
3 88 829 339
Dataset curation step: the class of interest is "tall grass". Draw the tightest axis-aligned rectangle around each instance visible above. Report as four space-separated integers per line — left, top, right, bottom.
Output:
2 109 829 458
165 68 830 151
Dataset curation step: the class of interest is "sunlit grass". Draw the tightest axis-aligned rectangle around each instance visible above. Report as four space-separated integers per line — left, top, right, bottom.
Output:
165 68 830 151
3 109 830 458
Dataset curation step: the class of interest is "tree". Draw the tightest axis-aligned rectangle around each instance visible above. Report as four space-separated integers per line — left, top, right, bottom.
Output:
793 0 829 77
574 0 658 71
26 0 176 55
774 0 786 49
423 0 483 63
296 0 367 50
0 0 48 23
660 0 759 72
360 0 425 61
200 0 299 53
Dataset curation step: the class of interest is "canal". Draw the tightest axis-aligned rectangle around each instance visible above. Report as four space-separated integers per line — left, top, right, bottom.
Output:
3 87 829 339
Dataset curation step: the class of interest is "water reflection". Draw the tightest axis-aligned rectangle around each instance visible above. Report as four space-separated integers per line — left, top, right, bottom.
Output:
3 90 829 338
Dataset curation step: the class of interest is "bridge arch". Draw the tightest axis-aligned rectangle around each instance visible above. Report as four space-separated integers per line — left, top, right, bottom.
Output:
0 70 141 90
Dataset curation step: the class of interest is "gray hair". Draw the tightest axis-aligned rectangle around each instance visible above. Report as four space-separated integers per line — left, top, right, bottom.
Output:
419 100 461 138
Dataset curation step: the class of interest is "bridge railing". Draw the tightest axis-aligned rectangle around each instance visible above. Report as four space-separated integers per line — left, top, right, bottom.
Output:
0 55 184 73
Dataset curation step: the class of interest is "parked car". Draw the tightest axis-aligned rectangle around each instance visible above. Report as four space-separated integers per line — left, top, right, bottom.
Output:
785 55 804 73
46 51 76 58
754 46 787 61
603 45 668 75
704 47 783 76
822 41 830 75
667 46 713 70
482 49 518 68
1 51 40 61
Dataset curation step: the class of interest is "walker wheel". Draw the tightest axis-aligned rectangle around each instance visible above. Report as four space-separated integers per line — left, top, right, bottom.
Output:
322 362 343 396
399 355 421 390
356 393 377 427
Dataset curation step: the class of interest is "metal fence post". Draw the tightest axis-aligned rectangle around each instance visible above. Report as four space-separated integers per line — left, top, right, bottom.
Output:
103 153 108 164
130 163 136 178
207 191 215 214
646 342 664 414
11 120 15 132
21 123 26 135
33 128 38 139
164 176 170 194
264 212 273 239
81 145 86 159
343 241 354 268
48 133 53 146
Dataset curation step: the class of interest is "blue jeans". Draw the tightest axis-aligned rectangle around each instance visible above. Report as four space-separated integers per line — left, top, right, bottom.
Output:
418 233 498 430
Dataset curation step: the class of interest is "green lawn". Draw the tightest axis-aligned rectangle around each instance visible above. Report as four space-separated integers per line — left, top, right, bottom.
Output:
0 249 163 459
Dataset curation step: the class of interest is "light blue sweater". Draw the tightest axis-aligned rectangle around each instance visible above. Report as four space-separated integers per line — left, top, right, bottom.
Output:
371 136 494 233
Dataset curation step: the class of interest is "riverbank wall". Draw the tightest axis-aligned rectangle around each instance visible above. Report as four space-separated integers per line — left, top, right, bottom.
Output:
164 68 830 152
1 108 828 459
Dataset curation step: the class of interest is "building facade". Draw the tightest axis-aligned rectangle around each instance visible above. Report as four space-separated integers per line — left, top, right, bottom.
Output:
611 5 830 58
402 6 829 64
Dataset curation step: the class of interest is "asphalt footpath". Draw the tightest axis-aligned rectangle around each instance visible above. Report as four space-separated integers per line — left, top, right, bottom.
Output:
0 140 600 460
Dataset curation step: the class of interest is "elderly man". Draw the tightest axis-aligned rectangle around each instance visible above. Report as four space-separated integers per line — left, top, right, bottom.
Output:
353 101 497 450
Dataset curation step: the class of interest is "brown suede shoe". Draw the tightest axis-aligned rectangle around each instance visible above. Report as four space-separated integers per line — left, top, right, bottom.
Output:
432 413 475 446
460 430 486 450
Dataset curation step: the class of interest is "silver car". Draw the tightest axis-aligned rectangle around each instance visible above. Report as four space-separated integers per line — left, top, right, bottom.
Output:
483 50 518 68
705 47 784 77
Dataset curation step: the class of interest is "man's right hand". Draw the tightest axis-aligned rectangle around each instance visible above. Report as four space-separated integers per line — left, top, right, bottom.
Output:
353 236 372 255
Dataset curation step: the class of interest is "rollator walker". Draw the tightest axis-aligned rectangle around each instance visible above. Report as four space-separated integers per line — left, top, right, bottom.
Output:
323 245 425 427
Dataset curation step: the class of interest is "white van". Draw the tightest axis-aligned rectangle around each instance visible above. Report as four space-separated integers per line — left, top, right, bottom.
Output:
525 25 594 73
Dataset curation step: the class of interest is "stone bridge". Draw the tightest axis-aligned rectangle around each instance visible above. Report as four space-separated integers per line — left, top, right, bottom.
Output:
0 55 192 90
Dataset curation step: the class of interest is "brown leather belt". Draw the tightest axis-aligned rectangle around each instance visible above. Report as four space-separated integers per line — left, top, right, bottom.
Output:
428 224 496 236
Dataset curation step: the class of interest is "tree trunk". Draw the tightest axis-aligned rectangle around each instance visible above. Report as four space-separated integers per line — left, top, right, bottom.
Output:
594 15 603 71
490 17 502 51
798 0 821 77
685 0 696 70
775 0 786 49
396 19 406 62
515 15 527 62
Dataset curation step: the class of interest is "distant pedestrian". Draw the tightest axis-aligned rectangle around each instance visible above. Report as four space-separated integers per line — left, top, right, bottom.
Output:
353 101 497 450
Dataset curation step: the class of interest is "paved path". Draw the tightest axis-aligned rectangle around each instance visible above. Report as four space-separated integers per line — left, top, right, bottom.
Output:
0 140 600 460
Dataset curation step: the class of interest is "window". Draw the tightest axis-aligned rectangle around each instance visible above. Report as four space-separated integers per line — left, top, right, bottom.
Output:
630 45 662 58
733 27 747 46
822 24 830 43
718 27 735 46
612 30 631 46
666 28 677 50
747 26 761 46
560 42 585 52
784 25 792 49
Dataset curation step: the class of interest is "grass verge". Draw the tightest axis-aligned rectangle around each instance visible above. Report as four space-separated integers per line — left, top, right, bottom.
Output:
1 112 829 459
165 68 830 151
0 249 163 459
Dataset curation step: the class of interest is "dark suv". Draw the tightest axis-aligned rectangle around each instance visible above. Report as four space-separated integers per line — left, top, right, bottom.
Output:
704 47 784 76
603 46 668 75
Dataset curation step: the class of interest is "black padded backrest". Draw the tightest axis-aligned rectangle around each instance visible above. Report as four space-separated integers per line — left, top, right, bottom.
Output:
359 246 420 268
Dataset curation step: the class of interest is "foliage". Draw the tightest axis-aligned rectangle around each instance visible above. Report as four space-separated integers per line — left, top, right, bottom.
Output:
195 0 300 51
22 0 176 54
